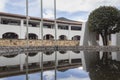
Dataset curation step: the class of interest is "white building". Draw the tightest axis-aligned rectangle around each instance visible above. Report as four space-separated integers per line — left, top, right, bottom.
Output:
0 12 85 71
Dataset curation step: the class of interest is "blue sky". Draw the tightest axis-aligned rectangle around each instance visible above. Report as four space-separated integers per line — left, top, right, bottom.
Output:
0 0 120 22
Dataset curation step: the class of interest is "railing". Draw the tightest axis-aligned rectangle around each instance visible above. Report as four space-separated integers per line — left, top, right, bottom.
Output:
0 39 79 46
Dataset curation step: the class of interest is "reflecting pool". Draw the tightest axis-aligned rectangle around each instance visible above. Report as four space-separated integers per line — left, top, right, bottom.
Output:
0 67 90 80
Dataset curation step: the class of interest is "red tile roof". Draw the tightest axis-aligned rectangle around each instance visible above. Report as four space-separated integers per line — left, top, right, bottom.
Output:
0 12 82 25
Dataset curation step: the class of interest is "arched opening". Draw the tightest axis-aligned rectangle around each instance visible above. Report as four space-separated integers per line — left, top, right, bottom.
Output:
28 33 38 39
43 34 54 40
59 51 66 54
3 54 18 58
44 51 54 55
59 35 67 40
25 53 38 57
2 32 18 39
58 68 69 72
72 35 81 40
72 51 80 54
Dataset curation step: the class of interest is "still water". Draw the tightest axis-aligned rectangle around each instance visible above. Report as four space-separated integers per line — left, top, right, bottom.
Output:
1 51 120 80
0 67 90 80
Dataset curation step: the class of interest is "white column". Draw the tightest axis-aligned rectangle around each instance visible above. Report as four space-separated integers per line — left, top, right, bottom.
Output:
0 17 1 24
68 25 71 40
55 52 58 66
56 23 58 39
40 21 44 39
20 64 24 71
56 60 58 66
39 22 41 39
21 19 24 26
69 52 71 64
20 19 24 39
39 52 42 68
19 54 24 71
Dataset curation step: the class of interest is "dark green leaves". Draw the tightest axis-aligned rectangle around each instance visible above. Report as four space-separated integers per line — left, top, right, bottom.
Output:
88 6 120 35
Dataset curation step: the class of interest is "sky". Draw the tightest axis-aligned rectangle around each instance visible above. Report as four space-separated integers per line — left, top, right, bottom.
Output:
0 67 90 80
0 0 120 22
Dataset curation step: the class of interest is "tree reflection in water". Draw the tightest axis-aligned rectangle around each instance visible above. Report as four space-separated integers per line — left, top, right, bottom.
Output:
89 60 120 80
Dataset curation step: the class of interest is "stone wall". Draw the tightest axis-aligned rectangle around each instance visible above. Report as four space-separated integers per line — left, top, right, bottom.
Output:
0 39 79 46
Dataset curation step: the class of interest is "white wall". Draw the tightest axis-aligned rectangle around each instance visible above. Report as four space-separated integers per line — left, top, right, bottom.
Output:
0 17 83 67
81 22 99 71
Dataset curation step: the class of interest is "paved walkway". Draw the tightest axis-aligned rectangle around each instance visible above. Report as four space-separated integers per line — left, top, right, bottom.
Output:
0 46 120 56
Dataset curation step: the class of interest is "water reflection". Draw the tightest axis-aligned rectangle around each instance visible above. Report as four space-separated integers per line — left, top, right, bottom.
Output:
0 67 90 80
1 51 120 80
57 67 90 80
89 60 120 80
0 50 82 80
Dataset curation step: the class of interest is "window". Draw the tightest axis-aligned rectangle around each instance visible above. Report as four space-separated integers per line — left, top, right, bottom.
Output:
43 24 54 29
71 26 81 31
72 51 80 53
58 25 68 30
1 18 20 26
24 21 39 27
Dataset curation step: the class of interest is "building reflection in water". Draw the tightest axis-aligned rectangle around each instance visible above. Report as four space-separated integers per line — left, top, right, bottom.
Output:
0 50 82 80
1 51 120 80
0 67 90 80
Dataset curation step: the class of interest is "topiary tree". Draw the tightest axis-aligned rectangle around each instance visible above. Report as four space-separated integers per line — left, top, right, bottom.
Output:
88 6 120 63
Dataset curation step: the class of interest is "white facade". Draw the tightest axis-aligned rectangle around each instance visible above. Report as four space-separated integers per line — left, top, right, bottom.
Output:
0 12 84 70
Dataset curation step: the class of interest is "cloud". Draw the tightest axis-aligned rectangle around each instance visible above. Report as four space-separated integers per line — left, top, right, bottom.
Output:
43 9 54 19
3 0 120 21
7 0 120 13
40 0 120 13
78 67 83 70
7 0 25 8
32 0 120 19
43 71 55 80
72 15 88 22
0 0 8 12
58 75 90 80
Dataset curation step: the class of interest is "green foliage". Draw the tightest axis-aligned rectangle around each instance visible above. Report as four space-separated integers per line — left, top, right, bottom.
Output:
88 6 120 35
88 6 120 62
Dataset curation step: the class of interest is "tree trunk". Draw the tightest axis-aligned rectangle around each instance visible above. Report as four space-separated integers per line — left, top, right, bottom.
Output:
100 32 109 64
